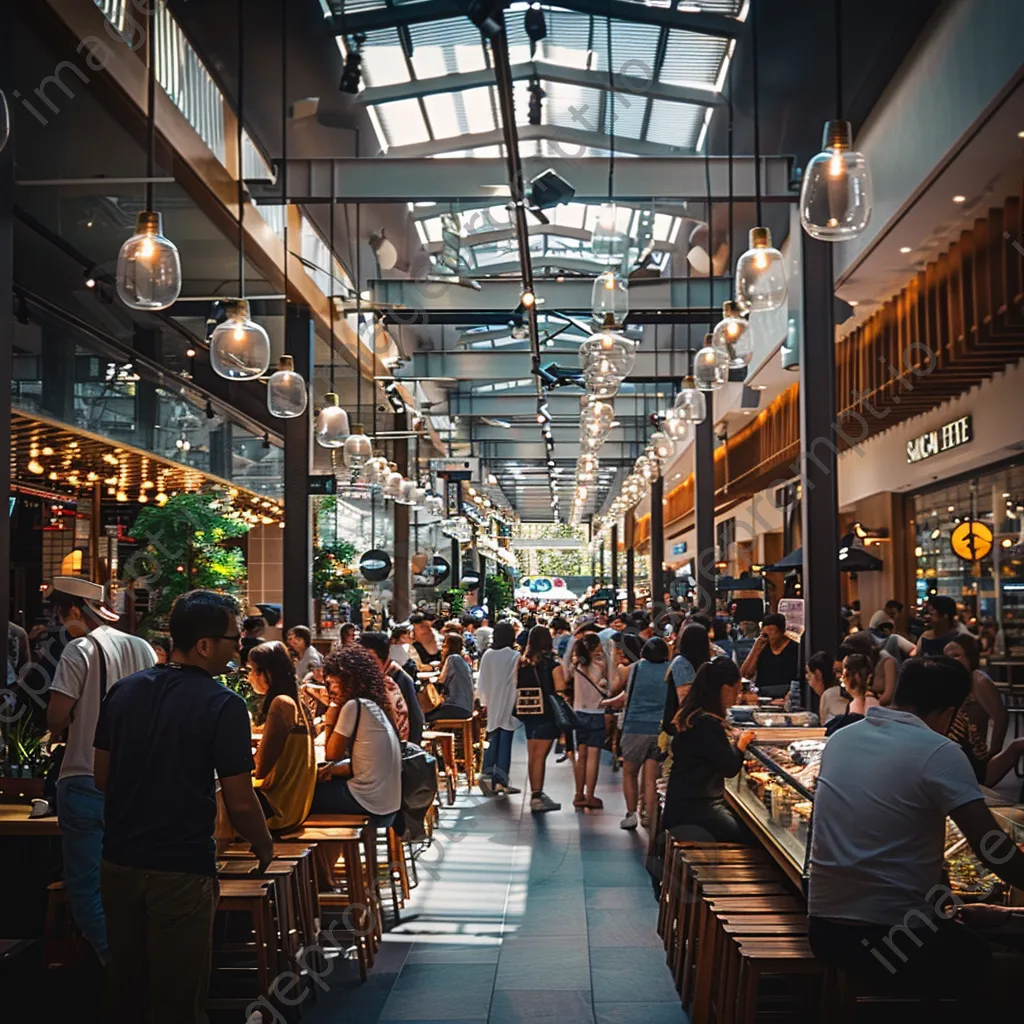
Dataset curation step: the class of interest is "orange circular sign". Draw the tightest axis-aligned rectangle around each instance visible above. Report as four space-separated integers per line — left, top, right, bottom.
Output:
950 520 992 562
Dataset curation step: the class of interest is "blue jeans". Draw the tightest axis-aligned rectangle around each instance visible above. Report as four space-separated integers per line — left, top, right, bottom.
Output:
482 728 515 786
57 775 108 961
309 777 397 829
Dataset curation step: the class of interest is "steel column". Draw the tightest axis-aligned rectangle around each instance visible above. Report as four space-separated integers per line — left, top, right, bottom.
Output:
611 524 620 603
694 391 715 614
282 305 314 631
625 511 636 612
0 4 13 688
650 475 665 610
799 235 842 655
393 413 411 620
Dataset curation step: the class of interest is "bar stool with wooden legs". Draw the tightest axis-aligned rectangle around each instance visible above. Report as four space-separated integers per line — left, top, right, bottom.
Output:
722 935 825 1024
428 718 475 790
209 878 279 1013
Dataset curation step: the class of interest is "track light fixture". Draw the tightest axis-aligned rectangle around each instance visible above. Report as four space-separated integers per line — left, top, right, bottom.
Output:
339 34 365 94
527 77 544 126
524 3 547 51
467 0 503 38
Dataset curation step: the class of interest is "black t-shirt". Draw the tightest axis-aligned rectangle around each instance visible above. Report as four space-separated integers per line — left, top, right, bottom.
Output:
824 711 864 737
662 712 744 829
753 639 800 698
412 639 441 667
518 653 556 722
94 663 254 877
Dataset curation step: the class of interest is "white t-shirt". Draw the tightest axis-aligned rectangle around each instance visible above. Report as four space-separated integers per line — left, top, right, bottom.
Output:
334 697 401 816
808 706 982 925
818 686 849 723
50 626 158 780
389 643 412 668
573 663 608 713
474 626 493 654
296 645 322 680
476 646 520 732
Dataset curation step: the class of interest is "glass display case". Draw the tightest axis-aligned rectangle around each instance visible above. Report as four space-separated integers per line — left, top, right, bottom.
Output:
725 729 1024 898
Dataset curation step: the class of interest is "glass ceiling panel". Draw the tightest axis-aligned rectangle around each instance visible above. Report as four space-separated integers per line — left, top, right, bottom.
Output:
660 31 730 90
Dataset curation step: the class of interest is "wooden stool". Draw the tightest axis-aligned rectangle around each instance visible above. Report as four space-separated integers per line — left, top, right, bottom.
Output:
210 879 278 1012
724 935 825 1024
422 731 457 805
43 882 85 969
429 718 475 789
217 860 302 972
692 913 808 1024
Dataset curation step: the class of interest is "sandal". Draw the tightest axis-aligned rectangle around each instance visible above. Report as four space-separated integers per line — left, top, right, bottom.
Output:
573 795 588 808
585 796 604 809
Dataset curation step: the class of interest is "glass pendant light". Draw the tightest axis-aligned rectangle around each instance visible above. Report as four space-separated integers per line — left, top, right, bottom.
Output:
210 300 271 379
674 375 708 424
117 212 182 311
267 356 308 418
800 121 872 240
581 399 614 439
583 371 621 400
649 431 675 462
343 424 372 470
591 203 622 263
712 300 753 367
695 334 729 392
116 16 181 310
591 272 629 327
663 406 691 443
580 325 636 380
315 393 350 448
735 227 787 312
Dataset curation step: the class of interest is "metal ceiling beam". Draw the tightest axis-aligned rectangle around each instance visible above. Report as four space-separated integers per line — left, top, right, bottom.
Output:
382 125 690 159
251 156 795 203
326 0 745 38
357 61 726 108
403 351 694 380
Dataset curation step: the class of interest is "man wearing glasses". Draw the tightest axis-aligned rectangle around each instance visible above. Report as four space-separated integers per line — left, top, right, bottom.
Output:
94 590 273 1023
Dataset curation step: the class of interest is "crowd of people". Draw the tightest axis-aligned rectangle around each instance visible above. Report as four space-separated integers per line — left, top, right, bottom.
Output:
21 577 1024 1016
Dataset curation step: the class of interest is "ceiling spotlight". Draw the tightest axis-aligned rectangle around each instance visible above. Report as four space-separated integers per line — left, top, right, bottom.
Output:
84 269 97 289
899 246 912 254
528 168 576 212
467 0 503 38
186 345 197 359
521 289 536 308
527 76 544 126
339 34 365 94
952 194 966 204
524 3 547 50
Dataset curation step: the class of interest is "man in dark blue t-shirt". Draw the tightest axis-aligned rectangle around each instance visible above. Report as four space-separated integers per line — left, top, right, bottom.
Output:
94 590 273 1023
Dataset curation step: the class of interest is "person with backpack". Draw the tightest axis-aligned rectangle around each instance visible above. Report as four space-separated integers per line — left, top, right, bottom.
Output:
44 577 157 966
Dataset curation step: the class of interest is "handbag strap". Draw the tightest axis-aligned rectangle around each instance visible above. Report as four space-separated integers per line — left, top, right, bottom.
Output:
574 666 607 699
87 633 109 701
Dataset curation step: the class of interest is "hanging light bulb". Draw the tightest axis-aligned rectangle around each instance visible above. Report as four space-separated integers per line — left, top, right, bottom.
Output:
591 272 629 327
591 202 622 263
267 356 308 418
695 334 729 392
635 454 657 482
315 393 351 448
649 431 675 463
116 212 182 310
210 300 271 379
583 373 621 400
735 227 787 312
342 424 372 470
800 120 872 240
674 375 708 424
663 406 691 444
580 326 636 381
580 399 614 438
712 300 753 367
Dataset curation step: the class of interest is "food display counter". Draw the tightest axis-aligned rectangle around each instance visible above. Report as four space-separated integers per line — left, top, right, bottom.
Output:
724 728 1024 897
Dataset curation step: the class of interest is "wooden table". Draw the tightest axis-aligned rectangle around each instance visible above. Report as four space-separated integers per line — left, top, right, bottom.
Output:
0 804 60 837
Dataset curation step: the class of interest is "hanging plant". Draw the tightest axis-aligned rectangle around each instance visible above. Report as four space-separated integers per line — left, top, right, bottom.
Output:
485 573 513 613
312 541 359 604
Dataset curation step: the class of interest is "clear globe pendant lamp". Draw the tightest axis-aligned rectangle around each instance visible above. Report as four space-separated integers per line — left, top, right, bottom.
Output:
695 335 729 392
267 356 308 418
581 398 614 438
116 212 182 310
591 273 629 327
663 406 691 443
580 324 636 379
800 120 872 240
591 203 622 263
210 300 271 379
342 424 372 471
649 431 675 462
583 371 621 400
674 375 708 424
735 227 787 312
712 300 753 368
315 393 350 448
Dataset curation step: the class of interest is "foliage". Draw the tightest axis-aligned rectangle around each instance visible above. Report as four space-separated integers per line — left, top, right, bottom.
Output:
443 589 465 616
485 573 514 613
312 541 361 606
221 669 262 720
132 492 251 622
537 547 586 577
2 710 51 778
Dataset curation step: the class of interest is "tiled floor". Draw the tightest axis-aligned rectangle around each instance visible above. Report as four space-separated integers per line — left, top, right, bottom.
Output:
303 735 687 1023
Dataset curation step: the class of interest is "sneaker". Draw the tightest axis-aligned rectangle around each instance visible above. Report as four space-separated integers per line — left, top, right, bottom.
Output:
620 811 638 830
530 792 562 813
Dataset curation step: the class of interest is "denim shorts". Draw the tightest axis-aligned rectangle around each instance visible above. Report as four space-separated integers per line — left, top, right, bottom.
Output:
522 717 559 741
619 732 663 764
575 711 608 748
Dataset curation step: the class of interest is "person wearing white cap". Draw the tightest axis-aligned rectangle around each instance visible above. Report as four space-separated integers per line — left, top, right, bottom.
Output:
45 576 157 965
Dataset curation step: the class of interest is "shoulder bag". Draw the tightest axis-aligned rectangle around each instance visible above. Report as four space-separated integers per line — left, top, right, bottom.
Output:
515 663 546 717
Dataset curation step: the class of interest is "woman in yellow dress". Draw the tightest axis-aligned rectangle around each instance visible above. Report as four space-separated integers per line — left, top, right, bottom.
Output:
248 641 317 832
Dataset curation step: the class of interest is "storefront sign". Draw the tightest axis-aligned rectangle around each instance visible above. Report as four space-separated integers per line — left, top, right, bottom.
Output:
307 474 337 496
950 520 992 562
906 415 972 464
671 541 688 556
777 598 804 640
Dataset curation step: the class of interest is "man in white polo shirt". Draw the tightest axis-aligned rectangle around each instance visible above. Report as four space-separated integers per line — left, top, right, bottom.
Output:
45 577 157 965
808 655 1024 998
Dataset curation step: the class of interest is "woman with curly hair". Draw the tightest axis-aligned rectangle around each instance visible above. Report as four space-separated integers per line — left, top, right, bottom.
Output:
309 645 402 828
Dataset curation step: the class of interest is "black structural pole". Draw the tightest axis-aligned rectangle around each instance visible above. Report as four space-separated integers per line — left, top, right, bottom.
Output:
800 234 842 654
694 390 715 614
393 411 411 621
625 510 636 612
650 475 665 611
0 0 13 684
282 304 314 631
610 523 620 602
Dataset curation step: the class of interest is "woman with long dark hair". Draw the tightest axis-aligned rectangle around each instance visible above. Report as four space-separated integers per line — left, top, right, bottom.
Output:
517 624 568 813
477 621 521 796
570 632 609 809
661 658 755 843
311 645 402 827
664 622 712 728
248 641 317 832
